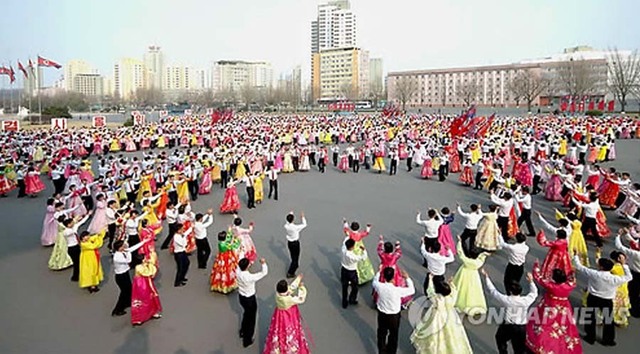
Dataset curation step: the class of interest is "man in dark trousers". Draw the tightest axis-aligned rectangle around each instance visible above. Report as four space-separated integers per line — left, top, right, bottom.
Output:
284 211 307 278
341 238 368 308
16 165 26 198
372 267 415 354
236 258 268 348
245 174 256 209
267 166 279 200
515 186 535 236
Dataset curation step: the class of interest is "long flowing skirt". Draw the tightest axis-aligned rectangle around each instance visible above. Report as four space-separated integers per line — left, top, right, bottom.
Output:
87 208 108 234
410 303 473 354
239 234 258 263
299 156 310 171
41 213 58 246
453 268 487 316
131 276 162 325
338 156 349 172
613 284 630 326
421 160 433 179
220 187 241 214
263 306 310 354
599 182 620 208
459 166 473 185
282 156 294 173
526 297 582 353
475 218 500 251
211 165 222 182
437 224 456 256
540 249 573 281
354 240 374 284
68 195 88 218
210 250 239 294
544 175 563 201
373 157 386 171
48 231 73 270
585 174 600 189
25 175 46 195
568 229 589 267
199 172 212 195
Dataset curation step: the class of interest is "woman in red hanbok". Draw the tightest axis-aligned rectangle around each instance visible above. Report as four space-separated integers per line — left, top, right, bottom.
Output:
263 275 311 354
447 146 461 173
338 152 349 172
459 160 473 186
584 165 601 189
598 169 621 208
25 166 46 197
210 230 241 293
544 168 564 201
526 263 582 354
131 253 162 326
536 229 573 281
373 236 412 306
219 179 241 214
0 171 16 196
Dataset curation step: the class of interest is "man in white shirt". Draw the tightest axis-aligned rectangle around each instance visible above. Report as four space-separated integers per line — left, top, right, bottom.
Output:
173 223 193 287
491 191 514 241
573 193 603 248
341 238 368 308
236 258 268 348
161 202 180 250
416 209 443 250
482 269 537 354
111 238 149 316
372 268 415 354
498 233 529 294
574 254 632 346
244 174 256 209
284 211 307 278
420 238 454 294
515 186 535 236
124 210 147 266
267 165 279 200
194 210 214 269
457 203 483 256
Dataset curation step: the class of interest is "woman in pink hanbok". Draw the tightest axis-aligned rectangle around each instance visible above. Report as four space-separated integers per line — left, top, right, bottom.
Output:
25 166 46 197
437 208 456 256
131 253 162 326
78 161 94 183
220 179 241 214
198 166 213 195
263 275 310 354
87 194 108 234
92 138 103 155
125 137 136 152
232 217 257 262
338 152 349 172
66 185 88 218
544 168 563 201
274 152 284 171
526 262 582 354
250 156 264 174
372 236 412 306
421 155 433 179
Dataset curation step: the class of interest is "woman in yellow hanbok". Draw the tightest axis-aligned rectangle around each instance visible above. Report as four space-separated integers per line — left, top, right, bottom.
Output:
156 135 166 148
611 252 631 327
558 210 589 266
110 138 121 152
559 138 568 157
142 197 163 236
211 161 222 182
470 147 481 164
78 229 107 292
176 177 190 204
253 172 265 203
235 159 247 179
33 146 45 162
136 174 153 201
321 131 333 144
597 142 608 162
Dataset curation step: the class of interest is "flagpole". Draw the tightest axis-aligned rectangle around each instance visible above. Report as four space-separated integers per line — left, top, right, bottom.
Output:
37 55 42 125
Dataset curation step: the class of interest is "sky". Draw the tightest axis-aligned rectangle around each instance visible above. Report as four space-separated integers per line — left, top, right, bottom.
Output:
1 0 639 86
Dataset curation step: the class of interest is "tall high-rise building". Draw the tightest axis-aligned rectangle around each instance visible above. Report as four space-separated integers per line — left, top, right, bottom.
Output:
311 0 365 101
369 58 384 94
113 58 146 100
143 45 164 90
73 74 104 97
64 60 95 92
211 61 273 93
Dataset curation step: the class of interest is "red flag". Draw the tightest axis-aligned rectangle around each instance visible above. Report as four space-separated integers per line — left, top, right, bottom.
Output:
560 99 567 112
28 59 34 69
597 100 605 111
569 101 576 113
588 100 595 111
607 100 615 112
18 61 28 78
0 66 9 75
8 66 15 83
475 114 495 138
37 56 62 69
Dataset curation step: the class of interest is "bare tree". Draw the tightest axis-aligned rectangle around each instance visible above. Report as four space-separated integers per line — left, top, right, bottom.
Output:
340 82 358 102
508 69 551 112
368 80 385 110
456 80 480 106
554 58 601 98
393 76 417 111
133 88 165 108
215 85 236 106
608 48 640 112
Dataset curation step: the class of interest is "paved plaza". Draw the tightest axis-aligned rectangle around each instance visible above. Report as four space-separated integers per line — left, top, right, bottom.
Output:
0 139 639 354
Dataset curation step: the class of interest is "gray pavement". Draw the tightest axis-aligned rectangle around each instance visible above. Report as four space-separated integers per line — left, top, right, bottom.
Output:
0 140 639 354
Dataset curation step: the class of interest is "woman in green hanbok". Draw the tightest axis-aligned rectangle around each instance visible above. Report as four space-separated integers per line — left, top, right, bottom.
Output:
452 237 488 316
48 215 73 270
343 220 375 284
411 276 473 354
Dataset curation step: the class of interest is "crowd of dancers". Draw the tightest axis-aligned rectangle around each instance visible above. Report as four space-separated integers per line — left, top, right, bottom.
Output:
0 112 639 353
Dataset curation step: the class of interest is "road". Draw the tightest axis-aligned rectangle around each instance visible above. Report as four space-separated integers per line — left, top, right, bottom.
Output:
0 139 638 354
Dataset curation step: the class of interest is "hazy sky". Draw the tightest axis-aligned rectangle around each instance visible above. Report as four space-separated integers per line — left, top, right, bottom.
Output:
1 0 639 85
